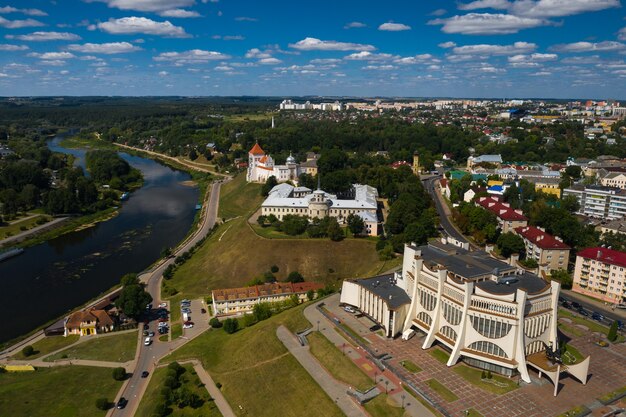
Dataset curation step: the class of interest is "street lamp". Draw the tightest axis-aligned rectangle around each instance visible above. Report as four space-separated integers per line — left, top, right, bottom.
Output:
385 380 389 394
342 343 346 356
401 394 406 409
317 320 320 332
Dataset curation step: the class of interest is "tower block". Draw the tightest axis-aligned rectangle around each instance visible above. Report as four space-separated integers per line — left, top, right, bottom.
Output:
412 152 424 175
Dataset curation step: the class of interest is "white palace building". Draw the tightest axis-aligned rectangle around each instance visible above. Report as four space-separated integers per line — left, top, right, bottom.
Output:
261 182 380 235
246 143 317 184
341 238 590 386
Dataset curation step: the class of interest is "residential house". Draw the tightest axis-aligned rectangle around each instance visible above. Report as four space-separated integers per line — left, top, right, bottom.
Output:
573 247 626 304
514 226 570 271
64 309 115 337
212 282 324 316
476 196 528 232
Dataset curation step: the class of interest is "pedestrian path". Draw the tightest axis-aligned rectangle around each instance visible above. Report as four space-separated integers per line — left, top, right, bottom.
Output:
276 325 367 417
178 359 236 417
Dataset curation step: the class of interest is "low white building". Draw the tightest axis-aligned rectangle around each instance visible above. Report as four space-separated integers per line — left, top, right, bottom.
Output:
246 143 317 183
340 239 588 384
261 183 379 233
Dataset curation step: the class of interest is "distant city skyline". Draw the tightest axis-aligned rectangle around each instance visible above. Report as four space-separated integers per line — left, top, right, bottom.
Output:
0 0 625 98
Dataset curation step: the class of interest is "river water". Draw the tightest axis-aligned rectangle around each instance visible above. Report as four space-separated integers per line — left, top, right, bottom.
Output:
0 135 199 343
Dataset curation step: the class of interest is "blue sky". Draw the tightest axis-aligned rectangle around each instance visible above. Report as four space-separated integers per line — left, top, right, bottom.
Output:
0 0 625 98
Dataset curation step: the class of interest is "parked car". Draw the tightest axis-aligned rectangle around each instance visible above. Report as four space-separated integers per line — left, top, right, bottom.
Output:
558 296 567 304
616 320 624 330
578 308 589 317
369 324 382 332
158 327 168 334
141 371 149 378
181 299 190 304
572 302 582 310
143 324 149 330
142 330 149 336
343 306 355 313
592 312 604 321
116 397 128 409
148 331 155 337
158 322 168 328
144 337 152 346
158 302 167 308
562 301 572 309
181 308 191 313
183 323 194 329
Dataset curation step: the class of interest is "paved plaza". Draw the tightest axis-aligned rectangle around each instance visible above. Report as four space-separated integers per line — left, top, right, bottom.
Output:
323 294 626 417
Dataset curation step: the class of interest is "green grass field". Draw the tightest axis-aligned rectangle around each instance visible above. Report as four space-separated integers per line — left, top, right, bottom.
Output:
308 331 374 391
0 366 123 417
363 394 406 417
59 135 117 150
11 335 79 360
429 347 450 364
452 365 518 395
44 331 137 363
400 360 422 373
135 364 221 417
164 304 342 417
425 379 458 402
0 215 51 240
559 309 625 342
167 174 396 298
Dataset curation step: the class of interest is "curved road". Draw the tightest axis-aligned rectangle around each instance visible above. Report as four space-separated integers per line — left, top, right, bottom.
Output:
110 176 228 417
422 175 469 245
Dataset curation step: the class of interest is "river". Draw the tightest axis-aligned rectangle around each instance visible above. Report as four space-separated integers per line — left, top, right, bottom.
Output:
0 135 200 343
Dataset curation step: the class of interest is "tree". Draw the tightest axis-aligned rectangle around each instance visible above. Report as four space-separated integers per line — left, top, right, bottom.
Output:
270 264 279 273
327 217 344 241
496 232 525 258
21 345 34 357
298 173 316 190
550 269 572 289
252 302 273 321
565 165 582 180
95 398 109 410
347 213 365 235
306 289 315 301
223 318 239 334
286 271 304 283
189 148 198 161
116 274 152 319
280 215 308 235
261 176 278 196
561 195 580 213
608 321 618 342
209 317 222 328
112 367 127 381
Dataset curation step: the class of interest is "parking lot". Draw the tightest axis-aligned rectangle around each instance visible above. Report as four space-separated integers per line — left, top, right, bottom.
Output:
180 298 211 338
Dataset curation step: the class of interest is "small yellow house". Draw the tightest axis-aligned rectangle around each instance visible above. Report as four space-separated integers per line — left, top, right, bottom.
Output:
64 309 114 337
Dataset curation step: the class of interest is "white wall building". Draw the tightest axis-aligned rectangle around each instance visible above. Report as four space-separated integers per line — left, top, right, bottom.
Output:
341 239 574 383
246 143 317 183
261 183 379 234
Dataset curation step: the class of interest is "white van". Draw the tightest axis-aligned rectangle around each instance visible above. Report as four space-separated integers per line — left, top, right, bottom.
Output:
144 337 151 346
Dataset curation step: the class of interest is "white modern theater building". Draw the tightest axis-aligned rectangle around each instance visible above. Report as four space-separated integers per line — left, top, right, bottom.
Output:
340 238 585 383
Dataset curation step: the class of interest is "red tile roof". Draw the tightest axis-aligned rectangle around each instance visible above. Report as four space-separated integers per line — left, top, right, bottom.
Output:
514 226 570 250
440 178 448 188
476 196 528 221
577 247 626 268
212 282 324 302
249 143 265 156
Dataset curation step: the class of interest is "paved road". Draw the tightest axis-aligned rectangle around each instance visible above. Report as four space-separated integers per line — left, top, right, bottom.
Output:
276 325 367 417
0 216 69 248
561 289 626 328
423 176 469 244
110 177 228 417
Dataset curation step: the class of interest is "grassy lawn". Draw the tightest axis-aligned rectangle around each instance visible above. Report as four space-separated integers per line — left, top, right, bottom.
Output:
0 214 51 240
429 348 450 364
556 405 590 417
0 365 123 417
598 385 626 404
135 364 221 417
466 409 485 417
363 394 406 417
559 309 625 342
425 379 458 402
402 385 443 417
308 331 373 391
336 324 370 346
59 135 117 150
562 343 585 365
11 335 79 360
452 365 518 395
44 331 137 363
400 360 422 373
164 304 342 417
171 323 183 340
558 322 585 337
168 174 392 298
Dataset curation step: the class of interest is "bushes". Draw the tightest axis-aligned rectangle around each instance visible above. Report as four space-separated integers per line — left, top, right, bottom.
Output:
209 317 222 328
223 318 240 334
95 398 109 410
608 321 618 342
21 345 34 357
112 367 127 381
286 271 304 283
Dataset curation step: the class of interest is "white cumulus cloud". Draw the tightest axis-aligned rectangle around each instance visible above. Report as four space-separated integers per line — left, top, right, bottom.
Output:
0 43 28 51
153 49 231 65
289 37 375 52
344 21 366 29
0 6 47 16
0 16 44 28
159 9 201 18
619 27 626 42
378 22 411 31
68 42 142 54
86 0 195 12
28 51 76 59
452 41 537 55
429 13 546 34
6 31 81 41
393 54 434 64
344 51 396 61
96 17 189 38
551 41 625 52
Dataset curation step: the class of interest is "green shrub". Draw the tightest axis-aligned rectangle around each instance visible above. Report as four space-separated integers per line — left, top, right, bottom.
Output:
21 345 34 357
608 321 618 342
223 318 239 334
112 367 127 381
95 398 109 410
209 317 222 328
